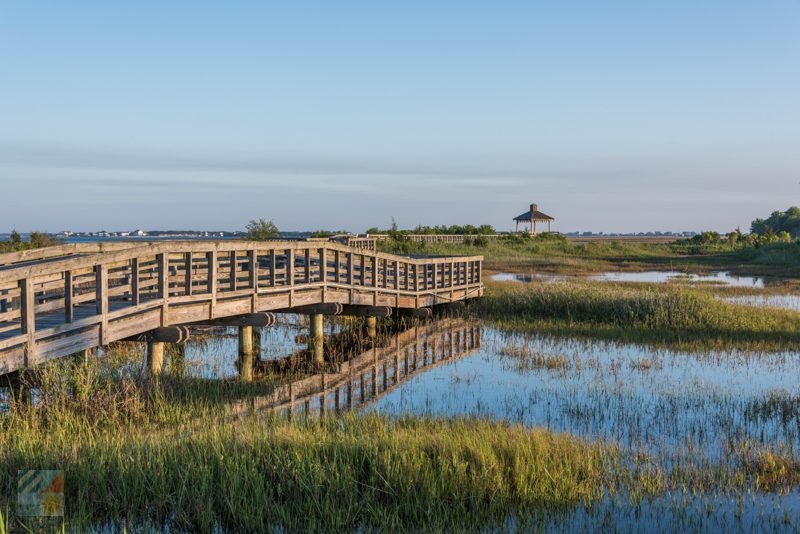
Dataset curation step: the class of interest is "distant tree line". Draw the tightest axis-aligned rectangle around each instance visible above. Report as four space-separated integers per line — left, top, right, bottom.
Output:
0 230 63 253
366 221 496 236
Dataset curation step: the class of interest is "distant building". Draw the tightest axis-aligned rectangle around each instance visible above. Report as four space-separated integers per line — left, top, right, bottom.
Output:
133 230 145 236
512 203 554 233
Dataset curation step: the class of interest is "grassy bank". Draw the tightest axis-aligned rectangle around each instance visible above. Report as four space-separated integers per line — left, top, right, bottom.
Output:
0 410 619 533
378 237 800 277
472 280 800 350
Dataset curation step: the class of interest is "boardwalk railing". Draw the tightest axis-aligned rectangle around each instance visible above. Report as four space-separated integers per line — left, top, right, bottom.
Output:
0 241 482 375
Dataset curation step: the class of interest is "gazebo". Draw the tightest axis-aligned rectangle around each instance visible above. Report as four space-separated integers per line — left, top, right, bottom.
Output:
513 203 554 233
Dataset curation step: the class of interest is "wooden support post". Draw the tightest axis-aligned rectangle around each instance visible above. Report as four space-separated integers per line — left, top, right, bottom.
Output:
309 313 324 365
64 270 73 323
96 264 109 345
238 325 253 382
21 277 35 367
320 248 327 282
147 342 165 376
305 248 311 283
334 250 341 283
185 252 193 296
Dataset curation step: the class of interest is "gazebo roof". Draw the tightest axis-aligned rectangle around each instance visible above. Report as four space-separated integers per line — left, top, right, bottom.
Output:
514 205 554 221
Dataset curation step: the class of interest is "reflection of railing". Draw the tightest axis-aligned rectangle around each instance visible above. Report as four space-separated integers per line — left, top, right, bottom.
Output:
226 319 482 418
0 241 482 375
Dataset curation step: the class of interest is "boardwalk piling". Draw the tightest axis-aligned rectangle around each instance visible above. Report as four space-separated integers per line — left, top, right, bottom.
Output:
309 314 324 365
147 342 165 375
238 326 253 382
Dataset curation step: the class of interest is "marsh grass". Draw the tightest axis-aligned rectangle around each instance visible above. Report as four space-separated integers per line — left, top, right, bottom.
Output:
473 280 800 350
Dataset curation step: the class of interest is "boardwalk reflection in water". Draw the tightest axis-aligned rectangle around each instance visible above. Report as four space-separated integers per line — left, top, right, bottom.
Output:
225 318 481 418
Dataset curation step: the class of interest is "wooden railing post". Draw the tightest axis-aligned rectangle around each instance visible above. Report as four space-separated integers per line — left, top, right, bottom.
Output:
207 251 217 319
269 249 276 288
334 250 341 283
131 258 140 305
64 270 73 323
230 251 237 292
20 277 35 366
287 249 294 287
157 253 168 327
249 248 258 311
304 248 311 283
185 252 193 296
249 249 257 290
96 264 109 345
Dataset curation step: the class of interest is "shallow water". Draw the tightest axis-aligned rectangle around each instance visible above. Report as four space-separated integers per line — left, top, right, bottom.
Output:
490 270 772 287
725 294 800 312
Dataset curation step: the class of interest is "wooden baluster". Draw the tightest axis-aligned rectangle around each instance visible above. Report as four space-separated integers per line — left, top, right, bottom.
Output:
64 270 73 323
230 251 237 291
131 258 140 305
334 250 341 283
207 251 217 319
269 249 276 288
157 254 168 327
249 249 257 291
321 247 327 282
185 252 193 296
347 253 353 285
96 264 109 345
305 248 311 283
287 249 294 287
394 260 399 291
21 277 35 367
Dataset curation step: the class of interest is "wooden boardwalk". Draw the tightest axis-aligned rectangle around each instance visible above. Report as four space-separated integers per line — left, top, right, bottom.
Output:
0 241 483 376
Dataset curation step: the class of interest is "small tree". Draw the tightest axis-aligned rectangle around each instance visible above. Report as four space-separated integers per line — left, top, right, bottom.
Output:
245 219 279 241
10 230 21 244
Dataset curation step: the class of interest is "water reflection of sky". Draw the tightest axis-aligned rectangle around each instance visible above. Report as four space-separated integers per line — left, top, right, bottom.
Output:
370 327 800 461
490 270 771 287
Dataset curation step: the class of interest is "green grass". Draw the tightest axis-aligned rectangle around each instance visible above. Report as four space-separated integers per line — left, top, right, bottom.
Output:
378 237 800 277
472 280 800 350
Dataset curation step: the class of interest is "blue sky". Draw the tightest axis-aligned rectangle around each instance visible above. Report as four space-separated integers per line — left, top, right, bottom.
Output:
1 1 799 233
